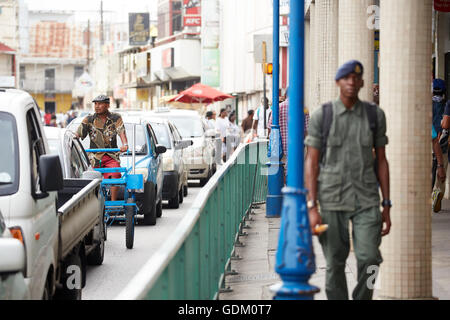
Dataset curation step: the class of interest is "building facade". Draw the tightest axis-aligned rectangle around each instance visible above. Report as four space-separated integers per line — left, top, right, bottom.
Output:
303 0 450 299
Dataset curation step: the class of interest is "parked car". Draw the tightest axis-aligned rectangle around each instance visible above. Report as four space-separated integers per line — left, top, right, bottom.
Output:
0 89 105 300
149 109 216 186
67 115 167 225
44 126 100 179
0 210 29 300
147 117 192 208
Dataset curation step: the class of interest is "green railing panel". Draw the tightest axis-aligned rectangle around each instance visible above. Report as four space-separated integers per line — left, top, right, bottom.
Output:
116 141 269 300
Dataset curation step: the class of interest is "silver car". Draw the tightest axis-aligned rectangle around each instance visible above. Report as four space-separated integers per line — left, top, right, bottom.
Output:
147 117 192 208
150 109 216 186
44 126 99 179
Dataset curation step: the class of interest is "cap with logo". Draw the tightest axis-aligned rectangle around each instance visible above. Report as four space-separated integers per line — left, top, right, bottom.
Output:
335 60 364 81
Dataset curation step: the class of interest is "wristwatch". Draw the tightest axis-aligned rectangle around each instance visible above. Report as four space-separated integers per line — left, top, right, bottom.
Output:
381 199 392 208
437 164 444 168
307 200 318 210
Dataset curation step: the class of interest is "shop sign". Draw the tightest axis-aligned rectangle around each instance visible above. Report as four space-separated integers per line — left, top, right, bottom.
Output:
435 0 450 12
184 16 201 26
129 13 150 46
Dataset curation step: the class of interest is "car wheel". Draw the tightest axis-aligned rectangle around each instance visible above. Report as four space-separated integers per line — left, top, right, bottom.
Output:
54 253 83 300
168 189 180 209
156 200 163 218
183 184 188 197
142 183 157 226
87 223 105 265
179 187 184 204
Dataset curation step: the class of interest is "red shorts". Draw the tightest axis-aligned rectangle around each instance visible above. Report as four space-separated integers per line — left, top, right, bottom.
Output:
95 155 122 179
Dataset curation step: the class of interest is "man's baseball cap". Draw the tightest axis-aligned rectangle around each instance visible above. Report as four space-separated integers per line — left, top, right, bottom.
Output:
335 60 364 81
433 79 446 93
92 95 110 103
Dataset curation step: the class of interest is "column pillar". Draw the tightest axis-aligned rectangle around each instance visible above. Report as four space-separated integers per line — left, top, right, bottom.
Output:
338 0 375 102
316 0 339 104
305 12 311 111
379 0 434 299
309 2 317 111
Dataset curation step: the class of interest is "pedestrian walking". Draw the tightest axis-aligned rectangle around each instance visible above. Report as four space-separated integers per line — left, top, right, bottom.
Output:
75 95 129 202
227 111 241 154
431 79 449 212
267 88 309 182
252 97 272 138
304 60 391 300
433 125 446 193
241 109 254 135
205 111 216 130
215 108 230 162
44 111 52 126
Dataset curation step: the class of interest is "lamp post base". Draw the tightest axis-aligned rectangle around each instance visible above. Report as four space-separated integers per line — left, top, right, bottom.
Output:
271 281 320 300
266 126 284 217
272 186 320 300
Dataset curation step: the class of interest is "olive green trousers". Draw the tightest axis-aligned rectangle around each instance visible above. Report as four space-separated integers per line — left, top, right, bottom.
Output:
318 206 383 300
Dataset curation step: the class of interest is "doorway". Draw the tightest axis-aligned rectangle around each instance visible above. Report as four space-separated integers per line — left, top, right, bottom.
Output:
44 102 56 114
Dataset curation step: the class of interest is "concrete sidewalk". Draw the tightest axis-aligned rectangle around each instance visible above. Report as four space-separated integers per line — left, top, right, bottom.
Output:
219 202 450 300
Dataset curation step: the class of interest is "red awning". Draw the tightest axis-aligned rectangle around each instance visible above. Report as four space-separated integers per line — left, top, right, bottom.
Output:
0 42 15 54
169 83 233 104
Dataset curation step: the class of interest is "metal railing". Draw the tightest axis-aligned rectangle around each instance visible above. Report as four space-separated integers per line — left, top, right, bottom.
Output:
116 140 268 300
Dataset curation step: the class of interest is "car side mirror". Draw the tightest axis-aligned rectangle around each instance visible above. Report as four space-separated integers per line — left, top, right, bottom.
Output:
0 238 25 273
155 145 167 155
39 155 64 193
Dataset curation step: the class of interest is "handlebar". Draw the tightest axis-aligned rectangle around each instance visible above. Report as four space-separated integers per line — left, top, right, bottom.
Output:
85 148 121 153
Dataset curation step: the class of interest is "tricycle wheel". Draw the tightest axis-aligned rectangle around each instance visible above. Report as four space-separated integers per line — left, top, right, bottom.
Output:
125 199 135 249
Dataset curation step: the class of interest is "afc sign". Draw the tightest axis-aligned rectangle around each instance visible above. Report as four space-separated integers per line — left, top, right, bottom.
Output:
184 16 201 27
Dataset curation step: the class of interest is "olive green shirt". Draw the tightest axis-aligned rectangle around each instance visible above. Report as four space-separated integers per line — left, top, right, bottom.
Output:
305 98 388 212
76 112 126 167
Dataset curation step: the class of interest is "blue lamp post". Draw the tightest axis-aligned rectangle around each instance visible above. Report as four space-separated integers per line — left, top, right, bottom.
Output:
266 0 284 218
271 0 319 300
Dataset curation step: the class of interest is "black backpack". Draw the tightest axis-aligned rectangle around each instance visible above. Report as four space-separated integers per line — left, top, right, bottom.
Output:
321 102 379 176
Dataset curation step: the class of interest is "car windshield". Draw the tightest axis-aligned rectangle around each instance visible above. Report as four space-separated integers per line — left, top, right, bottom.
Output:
166 116 204 138
0 112 19 195
118 123 148 155
149 122 172 149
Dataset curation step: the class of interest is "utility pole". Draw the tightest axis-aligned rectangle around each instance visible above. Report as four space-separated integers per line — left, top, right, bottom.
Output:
271 0 319 300
266 0 283 218
100 0 104 46
86 19 91 72
262 41 268 138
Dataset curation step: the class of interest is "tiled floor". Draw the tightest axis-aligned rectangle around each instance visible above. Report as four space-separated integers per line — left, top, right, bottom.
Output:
219 201 450 300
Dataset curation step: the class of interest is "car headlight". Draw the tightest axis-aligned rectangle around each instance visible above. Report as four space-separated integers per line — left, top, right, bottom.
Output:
134 168 149 182
163 157 175 171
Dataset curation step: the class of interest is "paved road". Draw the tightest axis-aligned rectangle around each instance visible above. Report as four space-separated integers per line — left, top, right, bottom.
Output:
83 183 202 300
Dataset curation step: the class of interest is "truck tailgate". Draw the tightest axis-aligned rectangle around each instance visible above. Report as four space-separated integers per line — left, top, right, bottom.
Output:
58 179 102 260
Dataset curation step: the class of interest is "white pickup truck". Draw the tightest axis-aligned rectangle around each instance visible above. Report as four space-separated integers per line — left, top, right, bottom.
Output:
0 89 105 300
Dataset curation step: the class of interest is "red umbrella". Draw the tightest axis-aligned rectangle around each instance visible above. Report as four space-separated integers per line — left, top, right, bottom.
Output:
169 83 233 104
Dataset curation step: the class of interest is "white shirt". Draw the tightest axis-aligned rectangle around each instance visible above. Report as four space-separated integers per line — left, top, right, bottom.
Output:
254 105 272 137
206 118 216 130
215 117 230 139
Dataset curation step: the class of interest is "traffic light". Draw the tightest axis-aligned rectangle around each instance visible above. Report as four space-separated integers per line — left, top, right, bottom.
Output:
263 63 273 75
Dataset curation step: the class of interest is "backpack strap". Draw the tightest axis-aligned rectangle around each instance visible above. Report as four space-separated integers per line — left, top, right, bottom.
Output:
321 102 333 165
364 103 378 147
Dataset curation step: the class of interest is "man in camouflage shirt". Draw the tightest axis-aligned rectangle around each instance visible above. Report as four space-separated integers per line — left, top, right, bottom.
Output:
76 95 129 201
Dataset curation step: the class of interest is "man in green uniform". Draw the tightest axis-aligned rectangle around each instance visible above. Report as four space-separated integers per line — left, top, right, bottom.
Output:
305 60 392 300
76 95 129 201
